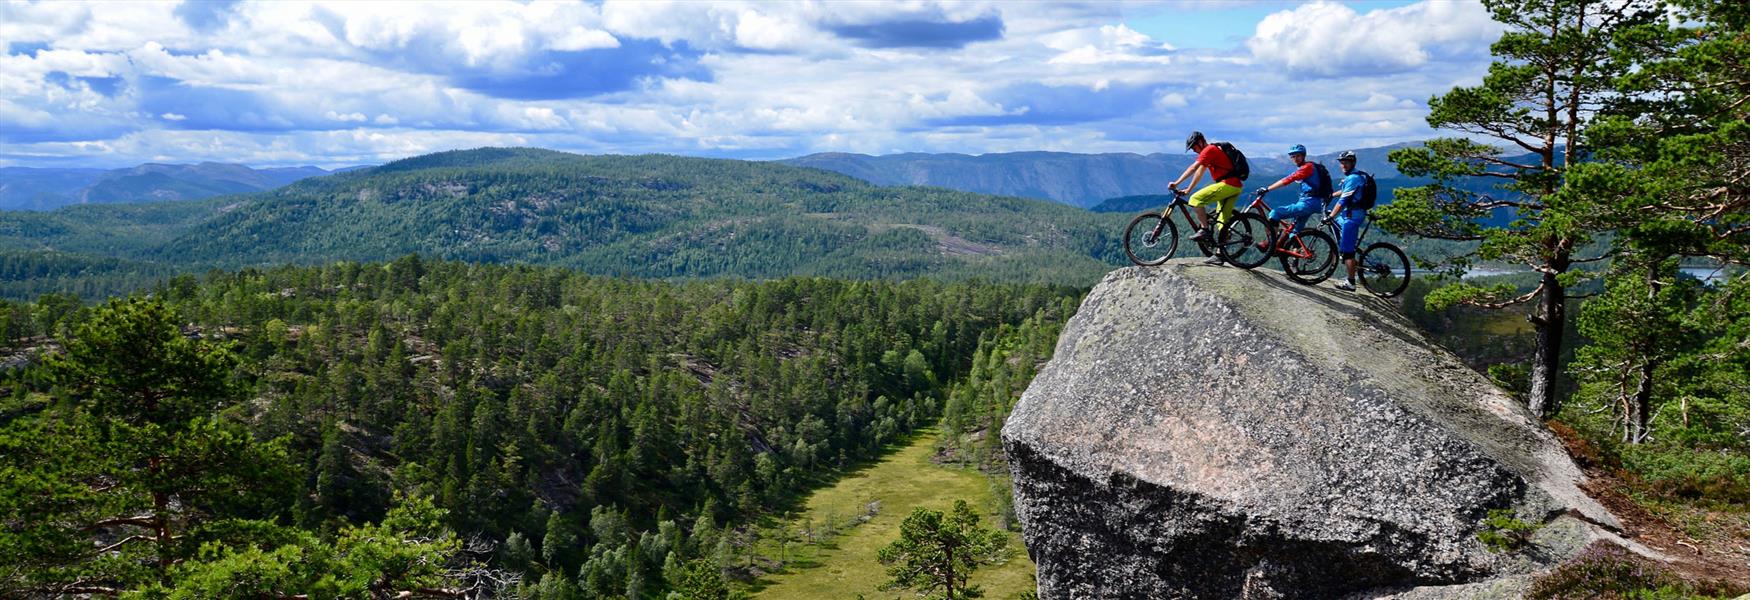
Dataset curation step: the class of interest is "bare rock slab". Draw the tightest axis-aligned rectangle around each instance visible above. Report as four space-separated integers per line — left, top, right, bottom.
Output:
1001 263 1620 599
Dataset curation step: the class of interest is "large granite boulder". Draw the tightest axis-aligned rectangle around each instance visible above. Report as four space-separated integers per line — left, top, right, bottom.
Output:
1001 262 1628 599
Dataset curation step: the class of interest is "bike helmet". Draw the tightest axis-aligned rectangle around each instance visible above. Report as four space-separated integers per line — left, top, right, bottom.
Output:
1287 144 1307 155
1337 150 1357 162
1185 131 1206 151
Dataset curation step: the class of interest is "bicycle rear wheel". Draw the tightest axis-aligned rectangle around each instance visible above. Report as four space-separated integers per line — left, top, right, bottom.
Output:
1281 229 1337 285
1124 213 1178 266
1217 213 1273 270
1359 242 1411 298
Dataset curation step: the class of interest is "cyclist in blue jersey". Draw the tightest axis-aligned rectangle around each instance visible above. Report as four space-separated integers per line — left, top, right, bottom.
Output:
1326 150 1367 291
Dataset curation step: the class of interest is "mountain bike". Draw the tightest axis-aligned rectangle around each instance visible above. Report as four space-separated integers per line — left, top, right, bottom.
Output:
1216 191 1338 285
1314 211 1412 298
1122 188 1221 266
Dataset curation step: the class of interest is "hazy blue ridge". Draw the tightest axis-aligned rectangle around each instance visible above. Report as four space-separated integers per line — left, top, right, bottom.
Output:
0 162 360 211
776 144 1424 208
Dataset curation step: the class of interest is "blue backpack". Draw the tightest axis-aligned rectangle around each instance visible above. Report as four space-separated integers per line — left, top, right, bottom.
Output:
1351 170 1378 210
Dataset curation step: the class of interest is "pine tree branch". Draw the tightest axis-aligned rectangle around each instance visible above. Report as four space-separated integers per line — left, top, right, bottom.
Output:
85 515 158 530
1463 283 1546 310
37 582 124 596
1469 171 1528 180
1658 94 1750 133
93 534 154 554
1467 154 1546 172
1473 195 1533 209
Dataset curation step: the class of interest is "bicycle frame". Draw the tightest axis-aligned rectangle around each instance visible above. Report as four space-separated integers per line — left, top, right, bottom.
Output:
1316 209 1377 252
1154 190 1201 228
1246 191 1316 259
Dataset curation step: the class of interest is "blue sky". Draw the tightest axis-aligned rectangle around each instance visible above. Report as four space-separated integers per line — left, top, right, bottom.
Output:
0 0 1502 168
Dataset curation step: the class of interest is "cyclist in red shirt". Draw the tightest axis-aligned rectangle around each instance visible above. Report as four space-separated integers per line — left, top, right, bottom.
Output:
1166 131 1243 265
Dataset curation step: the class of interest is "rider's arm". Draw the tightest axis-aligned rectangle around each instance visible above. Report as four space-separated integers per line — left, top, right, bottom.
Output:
1327 176 1358 218
1261 163 1312 194
1170 162 1205 191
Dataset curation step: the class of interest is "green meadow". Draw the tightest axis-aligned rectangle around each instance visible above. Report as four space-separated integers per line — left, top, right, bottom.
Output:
748 428 1037 599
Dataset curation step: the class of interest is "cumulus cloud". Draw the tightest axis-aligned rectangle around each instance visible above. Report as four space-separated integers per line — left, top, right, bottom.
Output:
1043 24 1173 65
0 0 1499 167
1247 1 1502 78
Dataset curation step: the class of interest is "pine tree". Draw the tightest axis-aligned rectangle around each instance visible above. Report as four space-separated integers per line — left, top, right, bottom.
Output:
0 297 299 593
1562 0 1748 445
876 500 1008 600
1379 0 1662 418
672 558 730 600
543 510 577 570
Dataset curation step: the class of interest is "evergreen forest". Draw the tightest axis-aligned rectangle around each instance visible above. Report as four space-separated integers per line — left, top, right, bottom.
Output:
1 0 1747 596
1 257 1080 597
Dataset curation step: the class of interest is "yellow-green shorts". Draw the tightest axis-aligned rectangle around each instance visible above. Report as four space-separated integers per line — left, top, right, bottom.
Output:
1188 182 1241 225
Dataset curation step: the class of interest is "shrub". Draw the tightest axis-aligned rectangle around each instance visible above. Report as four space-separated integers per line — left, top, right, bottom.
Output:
1527 541 1747 600
1620 445 1750 507
1475 509 1541 553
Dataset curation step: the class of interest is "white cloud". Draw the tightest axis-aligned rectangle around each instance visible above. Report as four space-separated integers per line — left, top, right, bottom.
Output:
550 27 620 51
1247 1 1502 78
1043 23 1173 65
733 9 811 51
0 1 1497 167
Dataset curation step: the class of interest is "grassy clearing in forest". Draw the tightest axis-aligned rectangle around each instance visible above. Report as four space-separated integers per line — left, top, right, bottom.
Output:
746 427 1035 600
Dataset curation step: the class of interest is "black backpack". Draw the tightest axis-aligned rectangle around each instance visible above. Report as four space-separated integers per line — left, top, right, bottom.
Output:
1211 142 1249 182
1309 162 1334 198
1350 170 1378 210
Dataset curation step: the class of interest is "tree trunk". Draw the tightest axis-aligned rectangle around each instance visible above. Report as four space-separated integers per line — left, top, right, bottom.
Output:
1527 266 1567 419
1629 262 1663 444
945 546 955 600
1630 359 1653 443
150 456 171 583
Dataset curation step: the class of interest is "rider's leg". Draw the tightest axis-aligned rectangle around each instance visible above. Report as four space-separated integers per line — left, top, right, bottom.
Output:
1266 198 1317 252
1216 195 1235 229
1188 183 1240 239
1336 211 1364 283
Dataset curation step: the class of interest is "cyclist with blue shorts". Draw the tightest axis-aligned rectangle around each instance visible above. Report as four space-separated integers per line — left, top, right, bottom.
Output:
1252 143 1327 239
1326 150 1367 291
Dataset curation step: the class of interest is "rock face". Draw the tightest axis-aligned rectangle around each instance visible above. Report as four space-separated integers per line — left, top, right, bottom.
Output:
1001 263 1623 599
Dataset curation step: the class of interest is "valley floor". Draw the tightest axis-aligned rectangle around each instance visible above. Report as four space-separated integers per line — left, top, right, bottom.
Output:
746 427 1036 599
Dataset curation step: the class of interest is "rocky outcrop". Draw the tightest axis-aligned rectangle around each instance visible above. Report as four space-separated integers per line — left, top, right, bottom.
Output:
1001 262 1630 599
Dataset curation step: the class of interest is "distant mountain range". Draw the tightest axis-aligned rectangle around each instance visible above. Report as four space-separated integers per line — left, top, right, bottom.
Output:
779 144 1423 208
0 162 365 211
4 143 1427 213
2 148 1131 299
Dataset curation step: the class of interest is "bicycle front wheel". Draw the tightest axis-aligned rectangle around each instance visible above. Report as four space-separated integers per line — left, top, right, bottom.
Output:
1124 213 1178 266
1282 229 1337 285
1359 242 1411 298
1217 213 1273 270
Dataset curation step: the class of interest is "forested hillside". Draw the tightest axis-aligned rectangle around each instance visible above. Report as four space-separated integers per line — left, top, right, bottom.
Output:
0 149 1128 300
0 257 1081 597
